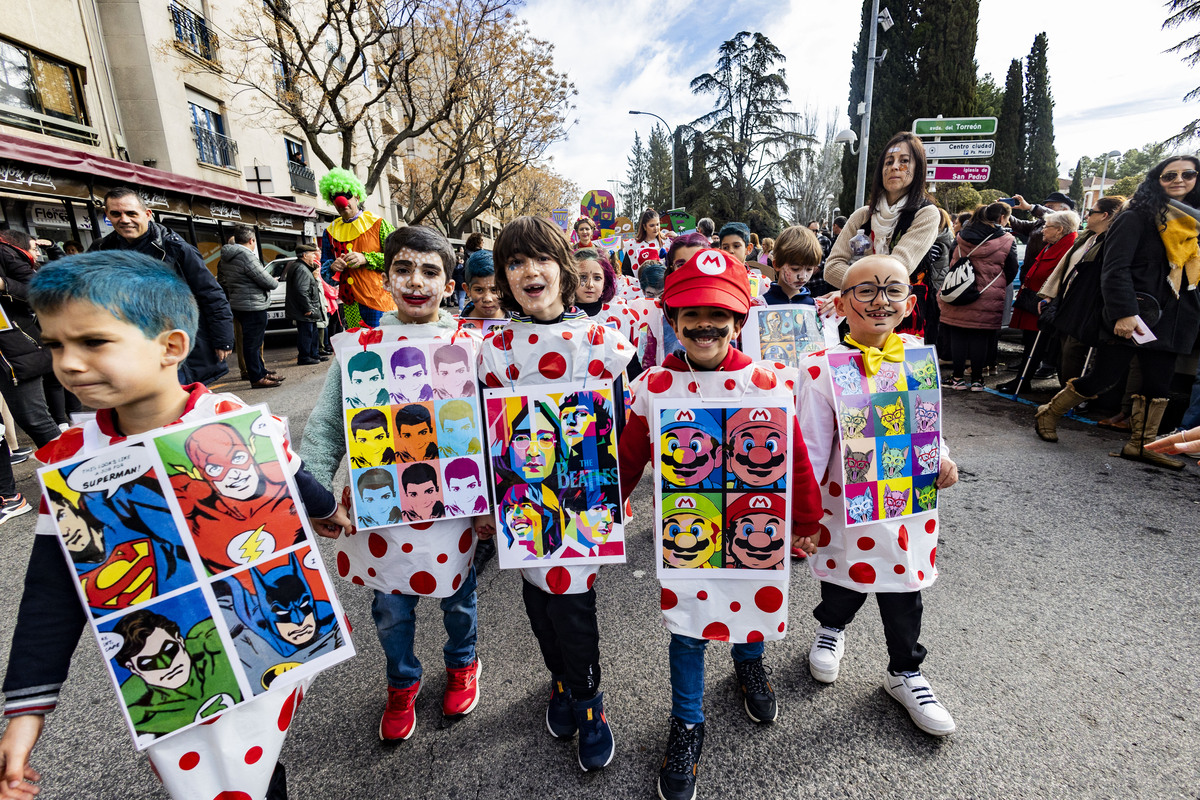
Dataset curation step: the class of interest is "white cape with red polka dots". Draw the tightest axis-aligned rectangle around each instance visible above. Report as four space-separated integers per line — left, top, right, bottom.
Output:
332 324 482 598
147 682 307 800
629 360 797 643
797 336 945 593
478 312 633 595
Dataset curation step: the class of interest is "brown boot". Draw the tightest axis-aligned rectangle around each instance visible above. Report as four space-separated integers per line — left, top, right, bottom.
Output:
1116 396 1185 470
1034 379 1095 442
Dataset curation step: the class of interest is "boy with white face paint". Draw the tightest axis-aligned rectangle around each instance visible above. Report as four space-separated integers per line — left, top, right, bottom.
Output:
302 225 490 743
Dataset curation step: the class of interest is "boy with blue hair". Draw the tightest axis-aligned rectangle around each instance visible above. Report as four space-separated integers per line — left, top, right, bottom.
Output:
0 251 350 800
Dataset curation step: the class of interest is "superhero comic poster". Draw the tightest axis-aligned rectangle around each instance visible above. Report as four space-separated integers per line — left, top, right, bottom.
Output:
483 381 626 569
38 407 355 749
340 339 489 529
651 400 794 581
825 345 943 527
741 304 839 371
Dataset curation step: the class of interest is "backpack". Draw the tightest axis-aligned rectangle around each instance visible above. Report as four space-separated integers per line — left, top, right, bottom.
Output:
939 233 1002 306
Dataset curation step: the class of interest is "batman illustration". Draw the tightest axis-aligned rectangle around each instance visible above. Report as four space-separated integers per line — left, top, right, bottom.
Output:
216 552 342 692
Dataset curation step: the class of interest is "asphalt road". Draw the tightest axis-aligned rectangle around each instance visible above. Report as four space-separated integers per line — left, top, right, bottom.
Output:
2 336 1198 800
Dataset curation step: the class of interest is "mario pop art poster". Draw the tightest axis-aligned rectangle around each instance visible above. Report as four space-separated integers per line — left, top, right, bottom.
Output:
651 400 794 581
741 304 839 370
341 339 489 529
39 406 354 749
483 381 626 569
825 345 942 526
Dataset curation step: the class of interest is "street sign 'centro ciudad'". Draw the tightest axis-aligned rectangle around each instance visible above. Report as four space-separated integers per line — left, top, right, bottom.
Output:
912 117 998 136
922 140 995 159
926 164 991 182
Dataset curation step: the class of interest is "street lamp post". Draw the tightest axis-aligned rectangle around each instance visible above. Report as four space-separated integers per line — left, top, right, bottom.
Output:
1098 149 1121 205
853 0 893 209
629 110 676 210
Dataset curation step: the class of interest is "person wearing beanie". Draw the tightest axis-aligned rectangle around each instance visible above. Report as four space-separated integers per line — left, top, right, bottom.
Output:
317 168 396 329
617 247 822 800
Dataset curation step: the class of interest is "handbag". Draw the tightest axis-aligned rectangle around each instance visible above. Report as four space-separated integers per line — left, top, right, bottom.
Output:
1013 286 1042 315
939 233 1001 306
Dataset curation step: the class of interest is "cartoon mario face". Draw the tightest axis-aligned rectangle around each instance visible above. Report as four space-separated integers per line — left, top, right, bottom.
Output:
727 407 788 487
185 424 264 501
660 408 722 488
508 404 559 482
126 627 192 689
661 494 720 569
726 495 786 570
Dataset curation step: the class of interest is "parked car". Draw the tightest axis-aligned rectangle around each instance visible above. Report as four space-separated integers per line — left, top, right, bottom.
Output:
265 257 296 333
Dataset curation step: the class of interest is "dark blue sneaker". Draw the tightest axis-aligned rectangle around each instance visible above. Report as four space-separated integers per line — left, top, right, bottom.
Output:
733 656 777 723
0 494 32 525
545 676 575 738
657 715 704 800
571 691 614 771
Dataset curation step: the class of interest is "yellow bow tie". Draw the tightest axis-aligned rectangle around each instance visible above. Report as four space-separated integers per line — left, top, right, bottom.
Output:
845 333 905 377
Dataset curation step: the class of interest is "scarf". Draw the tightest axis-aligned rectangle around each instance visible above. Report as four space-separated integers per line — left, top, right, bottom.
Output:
871 196 907 255
844 333 905 376
1160 204 1200 297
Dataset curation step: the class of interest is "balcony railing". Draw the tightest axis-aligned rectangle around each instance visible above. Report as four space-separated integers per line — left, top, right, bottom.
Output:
170 4 219 63
288 160 317 195
193 125 238 169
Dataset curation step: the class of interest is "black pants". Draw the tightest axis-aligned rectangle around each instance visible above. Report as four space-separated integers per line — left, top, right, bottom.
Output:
42 372 80 426
1074 344 1177 400
296 320 320 361
324 311 343 351
944 325 993 383
0 371 61 448
0 440 14 497
233 309 269 382
521 579 601 699
814 581 926 674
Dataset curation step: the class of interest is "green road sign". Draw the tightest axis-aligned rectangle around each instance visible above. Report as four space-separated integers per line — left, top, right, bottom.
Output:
913 117 998 137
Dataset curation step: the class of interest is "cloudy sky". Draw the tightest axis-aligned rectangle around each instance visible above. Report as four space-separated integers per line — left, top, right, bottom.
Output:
520 0 1198 201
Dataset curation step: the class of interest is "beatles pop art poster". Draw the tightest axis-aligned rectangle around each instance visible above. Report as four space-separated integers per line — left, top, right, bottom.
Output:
39 407 354 749
826 345 942 526
341 339 489 529
651 400 794 581
741 304 838 370
483 381 626 569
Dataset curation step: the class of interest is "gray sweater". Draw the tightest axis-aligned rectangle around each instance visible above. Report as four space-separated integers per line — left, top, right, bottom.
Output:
218 243 277 311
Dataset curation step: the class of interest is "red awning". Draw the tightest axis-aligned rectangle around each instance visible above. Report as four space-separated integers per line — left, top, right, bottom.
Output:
0 131 318 218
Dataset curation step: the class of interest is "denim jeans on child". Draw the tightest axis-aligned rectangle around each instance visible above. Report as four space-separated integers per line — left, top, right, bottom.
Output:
371 566 478 689
669 633 765 725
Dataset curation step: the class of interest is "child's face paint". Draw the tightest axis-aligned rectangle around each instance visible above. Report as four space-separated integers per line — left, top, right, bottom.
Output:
505 253 564 321
671 306 742 369
387 248 454 324
574 259 606 304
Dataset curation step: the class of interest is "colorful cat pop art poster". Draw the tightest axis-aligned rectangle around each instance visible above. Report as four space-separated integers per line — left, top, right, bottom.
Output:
341 339 489 529
39 406 354 749
826 345 942 526
742 305 839 370
651 401 794 580
483 382 625 569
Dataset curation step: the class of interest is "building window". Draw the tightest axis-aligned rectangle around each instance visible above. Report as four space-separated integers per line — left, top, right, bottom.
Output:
0 38 95 144
170 3 219 64
286 139 316 195
190 101 238 169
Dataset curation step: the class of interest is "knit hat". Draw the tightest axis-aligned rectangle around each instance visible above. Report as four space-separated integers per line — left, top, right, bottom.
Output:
663 248 751 314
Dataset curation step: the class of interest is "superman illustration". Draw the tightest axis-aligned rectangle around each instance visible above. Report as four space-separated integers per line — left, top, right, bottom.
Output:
46 470 196 616
169 423 303 575
216 551 343 693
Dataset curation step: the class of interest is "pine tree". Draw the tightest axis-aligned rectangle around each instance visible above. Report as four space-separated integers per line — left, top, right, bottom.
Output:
990 59 1024 194
1163 1 1200 146
910 0 980 120
1068 159 1084 207
1022 33 1058 201
645 124 673 212
623 132 648 218
682 134 714 220
673 127 691 211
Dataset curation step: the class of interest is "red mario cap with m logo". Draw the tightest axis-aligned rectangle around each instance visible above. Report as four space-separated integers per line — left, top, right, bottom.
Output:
663 248 751 314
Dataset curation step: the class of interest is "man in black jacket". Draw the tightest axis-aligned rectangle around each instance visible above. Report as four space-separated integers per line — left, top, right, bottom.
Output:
90 188 234 384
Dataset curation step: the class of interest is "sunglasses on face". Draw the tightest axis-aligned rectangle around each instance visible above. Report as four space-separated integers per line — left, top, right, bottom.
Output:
1159 170 1198 182
1086 208 1105 216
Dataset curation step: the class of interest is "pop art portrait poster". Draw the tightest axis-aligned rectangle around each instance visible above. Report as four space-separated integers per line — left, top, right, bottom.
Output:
826 345 942 527
457 318 508 337
341 338 489 529
741 304 839 370
484 381 625 569
38 406 354 750
651 400 793 581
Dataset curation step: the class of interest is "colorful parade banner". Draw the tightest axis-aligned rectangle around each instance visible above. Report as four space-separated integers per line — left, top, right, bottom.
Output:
580 190 616 233
651 400 794 581
550 208 570 232
340 338 488 528
826 345 942 526
661 208 697 233
38 406 354 749
741 305 839 369
484 381 625 569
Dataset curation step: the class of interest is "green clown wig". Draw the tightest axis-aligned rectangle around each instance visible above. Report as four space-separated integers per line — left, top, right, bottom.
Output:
318 168 366 206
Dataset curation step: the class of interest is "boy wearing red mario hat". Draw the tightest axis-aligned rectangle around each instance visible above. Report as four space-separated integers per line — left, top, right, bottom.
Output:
617 248 821 800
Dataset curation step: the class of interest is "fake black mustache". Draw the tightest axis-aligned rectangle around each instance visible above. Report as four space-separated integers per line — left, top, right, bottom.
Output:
683 326 730 340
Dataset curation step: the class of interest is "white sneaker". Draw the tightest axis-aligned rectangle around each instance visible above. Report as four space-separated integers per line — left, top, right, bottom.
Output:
883 670 956 736
808 626 845 683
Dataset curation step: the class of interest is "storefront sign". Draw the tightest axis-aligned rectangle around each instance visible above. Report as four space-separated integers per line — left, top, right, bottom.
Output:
29 203 93 230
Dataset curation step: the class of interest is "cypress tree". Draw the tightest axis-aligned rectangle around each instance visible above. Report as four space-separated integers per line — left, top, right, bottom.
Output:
990 59 1024 193
1022 33 1058 201
1068 159 1085 208
623 132 648 218
910 0 980 120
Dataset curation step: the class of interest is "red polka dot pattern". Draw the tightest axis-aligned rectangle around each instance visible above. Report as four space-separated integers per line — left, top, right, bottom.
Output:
506 364 520 381
661 588 678 610
529 333 539 344
688 382 698 393
368 533 388 558
452 574 462 591
730 601 741 612
436 553 448 564
898 525 909 551
588 359 605 377
754 586 784 613
828 482 842 498
697 590 708 600
747 630 764 643
277 688 298 731
546 566 571 594
856 536 875 551
925 519 937 534
336 551 349 577
648 371 673 393
808 365 821 380
894 564 906 574
244 746 263 765
213 793 253 800
179 752 200 771
702 622 730 641
930 547 937 566
367 567 376 577
724 379 736 390
401 542 414 553
848 563 876 584
918 570 925 580
751 368 776 390
351 576 364 586
410 571 437 594
826 558 837 570
538 353 567 379
817 525 831 548
458 529 473 553
587 573 597 590
778 622 786 633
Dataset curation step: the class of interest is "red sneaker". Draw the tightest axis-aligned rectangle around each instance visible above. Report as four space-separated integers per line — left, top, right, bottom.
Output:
443 658 482 716
379 681 420 741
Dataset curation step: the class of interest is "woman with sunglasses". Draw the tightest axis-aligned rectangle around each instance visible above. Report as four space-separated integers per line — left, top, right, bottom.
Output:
1034 156 1200 469
937 202 1020 390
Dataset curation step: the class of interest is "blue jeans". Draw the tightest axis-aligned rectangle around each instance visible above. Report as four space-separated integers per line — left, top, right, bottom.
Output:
232 309 269 381
1181 369 1200 430
295 320 320 361
668 633 764 725
371 567 478 689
